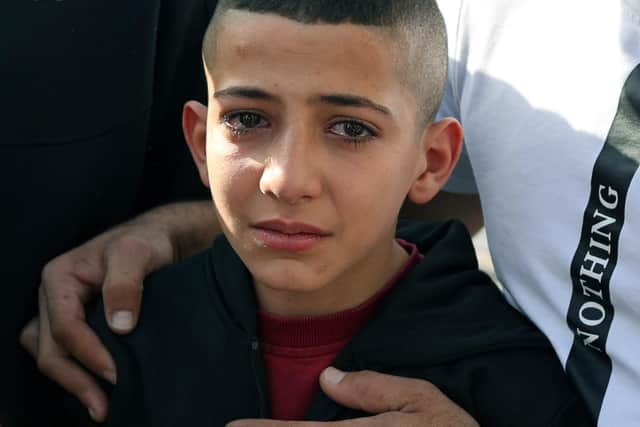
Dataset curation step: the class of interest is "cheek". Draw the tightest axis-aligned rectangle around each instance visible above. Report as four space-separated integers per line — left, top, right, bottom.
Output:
207 146 261 222
336 150 417 219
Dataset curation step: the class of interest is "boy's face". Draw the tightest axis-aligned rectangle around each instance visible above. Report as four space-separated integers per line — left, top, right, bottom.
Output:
185 11 461 315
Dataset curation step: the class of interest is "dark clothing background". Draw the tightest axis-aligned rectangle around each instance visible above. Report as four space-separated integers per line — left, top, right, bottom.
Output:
0 1 217 425
82 220 593 427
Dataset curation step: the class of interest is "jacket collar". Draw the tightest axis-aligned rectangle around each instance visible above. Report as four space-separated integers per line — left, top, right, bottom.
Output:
206 219 483 347
207 220 549 421
208 236 260 337
208 220 547 365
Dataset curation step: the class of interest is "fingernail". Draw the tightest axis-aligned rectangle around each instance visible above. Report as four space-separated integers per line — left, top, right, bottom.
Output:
103 369 117 385
88 407 97 421
322 366 346 385
110 310 133 331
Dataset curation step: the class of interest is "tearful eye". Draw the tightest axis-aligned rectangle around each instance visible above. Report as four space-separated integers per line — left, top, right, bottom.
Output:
343 122 366 137
238 113 262 128
223 112 268 135
329 120 376 143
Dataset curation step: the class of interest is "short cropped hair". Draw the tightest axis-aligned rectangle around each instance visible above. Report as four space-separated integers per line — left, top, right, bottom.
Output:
204 0 448 123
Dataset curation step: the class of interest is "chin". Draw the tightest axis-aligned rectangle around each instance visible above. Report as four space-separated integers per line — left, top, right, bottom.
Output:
252 263 330 294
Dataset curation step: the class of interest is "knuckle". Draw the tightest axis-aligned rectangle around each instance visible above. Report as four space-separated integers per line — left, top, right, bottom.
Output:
401 380 438 409
402 390 429 411
19 323 36 347
104 276 144 297
49 319 73 344
110 233 153 259
41 257 66 284
415 379 439 396
18 329 28 347
73 381 96 399
353 375 389 403
70 253 97 275
36 356 54 375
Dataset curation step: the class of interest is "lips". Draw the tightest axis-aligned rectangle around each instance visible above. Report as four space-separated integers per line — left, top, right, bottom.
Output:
251 219 331 252
253 219 330 235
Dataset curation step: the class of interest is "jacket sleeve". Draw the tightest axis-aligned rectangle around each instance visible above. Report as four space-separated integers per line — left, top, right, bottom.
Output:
437 347 594 427
84 301 150 427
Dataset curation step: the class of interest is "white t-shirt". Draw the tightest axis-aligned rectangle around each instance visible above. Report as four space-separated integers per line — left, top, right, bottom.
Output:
436 0 640 424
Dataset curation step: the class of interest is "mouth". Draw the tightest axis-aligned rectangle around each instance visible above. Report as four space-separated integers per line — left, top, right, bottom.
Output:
251 219 332 252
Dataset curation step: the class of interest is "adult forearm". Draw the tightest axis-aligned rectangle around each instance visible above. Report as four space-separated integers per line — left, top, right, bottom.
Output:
135 200 221 262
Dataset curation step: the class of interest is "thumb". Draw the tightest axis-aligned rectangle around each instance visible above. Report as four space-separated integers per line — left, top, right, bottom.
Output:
319 367 437 414
102 235 158 333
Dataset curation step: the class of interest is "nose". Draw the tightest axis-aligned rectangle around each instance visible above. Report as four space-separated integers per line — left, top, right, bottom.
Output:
259 129 322 204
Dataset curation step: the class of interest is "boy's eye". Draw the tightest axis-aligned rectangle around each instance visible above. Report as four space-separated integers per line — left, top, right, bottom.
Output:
223 112 268 135
328 120 376 142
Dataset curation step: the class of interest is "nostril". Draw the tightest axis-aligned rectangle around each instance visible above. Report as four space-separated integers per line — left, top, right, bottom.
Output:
258 151 321 203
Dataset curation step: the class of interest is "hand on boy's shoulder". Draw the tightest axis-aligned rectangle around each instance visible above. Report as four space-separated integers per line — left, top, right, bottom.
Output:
227 368 479 427
20 201 216 423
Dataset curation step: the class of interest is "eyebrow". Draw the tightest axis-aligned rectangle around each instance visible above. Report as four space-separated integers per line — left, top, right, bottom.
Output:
318 94 391 116
213 86 391 116
213 86 275 100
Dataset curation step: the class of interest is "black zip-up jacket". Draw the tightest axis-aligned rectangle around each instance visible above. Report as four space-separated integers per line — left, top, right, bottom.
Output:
82 220 593 426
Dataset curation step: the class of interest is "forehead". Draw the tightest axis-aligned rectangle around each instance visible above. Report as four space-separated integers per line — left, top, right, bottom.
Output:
207 10 416 115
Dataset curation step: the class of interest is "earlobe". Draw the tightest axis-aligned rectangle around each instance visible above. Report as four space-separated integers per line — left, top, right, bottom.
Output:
182 101 210 188
407 118 463 204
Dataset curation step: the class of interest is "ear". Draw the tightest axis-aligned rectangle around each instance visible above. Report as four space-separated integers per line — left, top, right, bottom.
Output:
182 100 210 188
407 117 463 204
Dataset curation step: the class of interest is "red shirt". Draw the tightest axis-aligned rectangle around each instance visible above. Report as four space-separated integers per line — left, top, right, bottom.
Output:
257 240 422 420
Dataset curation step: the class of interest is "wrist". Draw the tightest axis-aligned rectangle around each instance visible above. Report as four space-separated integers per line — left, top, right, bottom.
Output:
135 201 219 263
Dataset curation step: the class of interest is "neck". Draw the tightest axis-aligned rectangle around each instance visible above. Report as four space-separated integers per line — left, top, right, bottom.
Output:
254 239 410 317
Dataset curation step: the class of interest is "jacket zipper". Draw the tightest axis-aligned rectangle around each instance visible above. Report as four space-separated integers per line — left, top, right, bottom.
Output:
249 336 269 417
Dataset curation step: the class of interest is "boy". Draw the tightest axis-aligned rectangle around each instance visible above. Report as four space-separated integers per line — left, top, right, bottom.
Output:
81 1 592 425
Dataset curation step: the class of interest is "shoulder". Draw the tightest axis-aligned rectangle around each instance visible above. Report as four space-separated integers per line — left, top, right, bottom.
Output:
85 234 254 356
140 249 213 311
84 237 260 425
362 220 548 364
445 346 593 426
83 245 232 424
397 219 477 271
417 346 593 427
85 248 217 353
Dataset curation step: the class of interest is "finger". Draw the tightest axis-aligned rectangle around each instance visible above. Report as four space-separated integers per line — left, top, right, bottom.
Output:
102 235 158 333
62 243 109 291
43 280 117 382
20 317 40 357
37 289 109 422
227 420 325 427
38 353 110 422
319 368 437 414
226 414 401 427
